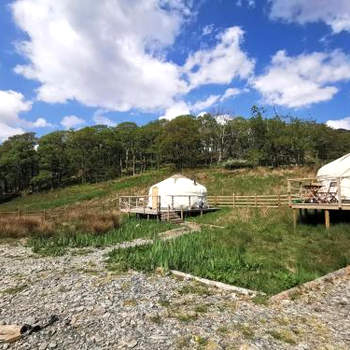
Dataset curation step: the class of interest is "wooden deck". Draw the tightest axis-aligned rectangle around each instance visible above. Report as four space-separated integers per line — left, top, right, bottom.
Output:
288 177 350 229
121 207 218 215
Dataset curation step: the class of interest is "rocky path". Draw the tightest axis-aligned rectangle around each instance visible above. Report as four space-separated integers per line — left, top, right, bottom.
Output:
1 234 350 349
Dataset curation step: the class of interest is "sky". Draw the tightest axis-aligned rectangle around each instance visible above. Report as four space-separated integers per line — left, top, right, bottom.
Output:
1 0 350 141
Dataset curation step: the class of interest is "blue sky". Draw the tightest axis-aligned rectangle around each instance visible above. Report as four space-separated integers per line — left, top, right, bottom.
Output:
1 0 350 141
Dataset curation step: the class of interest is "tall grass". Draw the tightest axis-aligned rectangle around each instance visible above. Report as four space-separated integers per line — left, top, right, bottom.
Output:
29 217 175 256
108 209 350 295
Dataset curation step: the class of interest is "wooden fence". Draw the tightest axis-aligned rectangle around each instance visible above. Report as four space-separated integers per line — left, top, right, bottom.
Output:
207 194 299 208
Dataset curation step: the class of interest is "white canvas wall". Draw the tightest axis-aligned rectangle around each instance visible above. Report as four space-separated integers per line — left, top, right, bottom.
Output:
317 153 350 199
147 175 207 209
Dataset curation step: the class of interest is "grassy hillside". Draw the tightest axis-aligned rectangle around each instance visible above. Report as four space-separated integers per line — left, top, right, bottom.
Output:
0 166 315 212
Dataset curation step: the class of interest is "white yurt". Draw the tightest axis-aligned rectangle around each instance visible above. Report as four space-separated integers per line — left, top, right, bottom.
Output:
317 153 350 200
147 174 208 210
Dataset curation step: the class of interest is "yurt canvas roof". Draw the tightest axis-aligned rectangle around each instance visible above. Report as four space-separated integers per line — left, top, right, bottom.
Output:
317 153 350 179
150 174 207 194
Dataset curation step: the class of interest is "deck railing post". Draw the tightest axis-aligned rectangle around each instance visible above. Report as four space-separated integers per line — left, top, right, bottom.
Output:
188 195 191 209
337 177 342 209
172 196 174 209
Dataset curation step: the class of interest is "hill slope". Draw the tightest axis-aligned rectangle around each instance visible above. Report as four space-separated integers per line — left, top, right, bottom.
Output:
0 166 314 212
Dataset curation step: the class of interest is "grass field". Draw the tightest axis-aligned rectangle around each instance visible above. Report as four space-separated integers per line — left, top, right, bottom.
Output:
107 208 350 294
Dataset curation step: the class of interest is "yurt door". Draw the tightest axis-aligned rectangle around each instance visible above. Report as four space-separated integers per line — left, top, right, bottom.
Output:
152 186 159 209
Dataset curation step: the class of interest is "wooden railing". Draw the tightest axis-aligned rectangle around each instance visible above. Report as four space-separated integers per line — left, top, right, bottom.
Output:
118 195 207 212
287 177 347 207
207 194 298 208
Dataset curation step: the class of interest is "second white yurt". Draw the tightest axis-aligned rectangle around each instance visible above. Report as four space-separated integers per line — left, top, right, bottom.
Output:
317 153 350 200
147 174 208 210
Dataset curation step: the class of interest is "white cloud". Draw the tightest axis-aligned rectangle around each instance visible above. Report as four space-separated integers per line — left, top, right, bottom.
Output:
60 115 85 129
0 90 32 125
0 90 52 141
0 124 25 142
202 24 214 36
184 27 255 89
12 0 191 112
253 50 350 108
192 95 220 111
326 117 350 130
269 0 350 33
236 0 255 8
159 101 191 120
31 117 53 128
92 110 116 127
11 2 255 119
220 87 243 101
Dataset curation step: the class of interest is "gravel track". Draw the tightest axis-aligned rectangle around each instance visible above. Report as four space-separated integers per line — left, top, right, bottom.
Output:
1 234 349 349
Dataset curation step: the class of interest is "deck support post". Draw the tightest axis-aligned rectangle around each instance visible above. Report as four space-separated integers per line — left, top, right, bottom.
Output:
180 208 183 220
325 210 330 229
167 207 170 221
147 214 150 221
293 208 297 231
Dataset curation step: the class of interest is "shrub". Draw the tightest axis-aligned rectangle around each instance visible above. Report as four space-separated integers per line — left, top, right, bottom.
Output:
222 159 255 170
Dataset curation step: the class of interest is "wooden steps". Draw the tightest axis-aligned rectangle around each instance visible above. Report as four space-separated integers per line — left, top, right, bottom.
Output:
160 211 183 224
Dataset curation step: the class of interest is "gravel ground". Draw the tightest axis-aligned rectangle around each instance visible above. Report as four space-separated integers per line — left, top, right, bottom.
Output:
1 238 350 350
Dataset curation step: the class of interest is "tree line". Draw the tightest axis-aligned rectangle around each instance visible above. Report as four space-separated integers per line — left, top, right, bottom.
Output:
1 107 349 196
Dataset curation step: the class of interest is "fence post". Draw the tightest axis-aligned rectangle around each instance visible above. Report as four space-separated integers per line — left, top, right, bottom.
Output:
232 193 235 208
287 180 291 206
278 192 281 207
167 206 170 221
17 209 21 218
255 194 257 208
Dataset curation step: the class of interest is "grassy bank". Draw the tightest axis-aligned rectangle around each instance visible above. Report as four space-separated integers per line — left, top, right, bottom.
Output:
0 166 314 212
0 168 172 212
107 208 350 295
29 217 175 256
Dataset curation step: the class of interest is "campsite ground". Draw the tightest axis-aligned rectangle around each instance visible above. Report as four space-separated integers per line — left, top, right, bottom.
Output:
1 240 350 349
1 166 350 348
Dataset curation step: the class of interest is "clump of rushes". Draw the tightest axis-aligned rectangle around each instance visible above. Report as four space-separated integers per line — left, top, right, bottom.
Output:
29 217 175 256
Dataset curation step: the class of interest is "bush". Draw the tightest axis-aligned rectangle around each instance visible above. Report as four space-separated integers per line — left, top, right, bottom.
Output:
222 159 255 170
